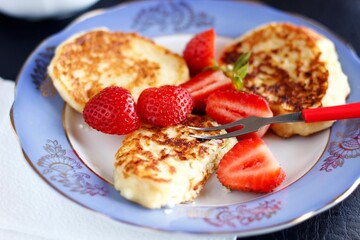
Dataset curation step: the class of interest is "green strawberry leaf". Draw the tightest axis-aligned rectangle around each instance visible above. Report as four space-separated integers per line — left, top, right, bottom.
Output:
231 52 250 91
237 63 248 79
203 52 251 91
233 52 251 71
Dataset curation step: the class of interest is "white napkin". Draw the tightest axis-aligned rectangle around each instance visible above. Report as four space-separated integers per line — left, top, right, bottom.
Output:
0 77 235 240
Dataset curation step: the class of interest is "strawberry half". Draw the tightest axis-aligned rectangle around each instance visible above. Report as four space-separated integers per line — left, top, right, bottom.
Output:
181 52 251 113
137 85 194 127
205 90 273 139
183 28 215 76
180 70 233 113
217 138 286 193
83 86 140 135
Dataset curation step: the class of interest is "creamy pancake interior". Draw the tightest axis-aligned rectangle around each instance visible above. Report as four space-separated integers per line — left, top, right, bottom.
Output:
114 115 237 209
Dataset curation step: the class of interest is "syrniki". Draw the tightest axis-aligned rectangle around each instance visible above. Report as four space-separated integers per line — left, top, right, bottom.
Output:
114 115 237 209
219 22 350 137
48 29 189 112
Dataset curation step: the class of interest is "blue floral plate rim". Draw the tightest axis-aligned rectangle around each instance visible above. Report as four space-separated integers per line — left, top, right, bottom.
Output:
11 0 360 237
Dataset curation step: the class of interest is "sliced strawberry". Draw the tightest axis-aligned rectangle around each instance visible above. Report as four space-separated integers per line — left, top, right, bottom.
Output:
180 70 233 113
183 28 215 76
205 90 273 139
137 85 194 127
83 86 140 135
217 138 286 193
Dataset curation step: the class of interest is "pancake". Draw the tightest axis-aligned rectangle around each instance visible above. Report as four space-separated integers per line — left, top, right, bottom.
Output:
114 115 237 209
219 22 350 137
48 29 189 112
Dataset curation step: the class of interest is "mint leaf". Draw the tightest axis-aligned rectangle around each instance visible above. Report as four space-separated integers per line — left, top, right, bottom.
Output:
233 52 251 71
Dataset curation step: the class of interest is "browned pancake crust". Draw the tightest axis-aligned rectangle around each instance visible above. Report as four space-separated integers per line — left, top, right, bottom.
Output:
115 115 228 183
220 23 329 113
49 29 189 112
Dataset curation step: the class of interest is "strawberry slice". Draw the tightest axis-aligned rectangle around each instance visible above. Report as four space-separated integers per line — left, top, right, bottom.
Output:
183 28 215 76
205 90 273 139
180 52 251 113
180 70 233 113
217 138 286 193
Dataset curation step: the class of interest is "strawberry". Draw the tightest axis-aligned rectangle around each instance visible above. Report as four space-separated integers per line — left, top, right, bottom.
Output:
183 28 215 76
137 85 194 127
205 90 273 139
83 86 140 135
181 52 251 113
217 138 286 193
180 70 233 113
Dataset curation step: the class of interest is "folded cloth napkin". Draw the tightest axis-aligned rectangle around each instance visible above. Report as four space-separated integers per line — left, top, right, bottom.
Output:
0 78 235 240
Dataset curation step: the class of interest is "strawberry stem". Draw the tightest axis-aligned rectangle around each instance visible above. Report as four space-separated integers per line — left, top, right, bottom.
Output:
205 52 251 91
203 59 223 72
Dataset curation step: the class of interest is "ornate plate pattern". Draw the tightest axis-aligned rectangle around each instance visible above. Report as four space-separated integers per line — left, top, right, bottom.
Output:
11 0 360 237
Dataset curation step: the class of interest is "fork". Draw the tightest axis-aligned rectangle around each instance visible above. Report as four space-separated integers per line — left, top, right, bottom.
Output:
189 102 360 139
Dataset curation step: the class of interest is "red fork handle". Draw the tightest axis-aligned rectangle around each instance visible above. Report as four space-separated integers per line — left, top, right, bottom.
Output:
302 102 360 123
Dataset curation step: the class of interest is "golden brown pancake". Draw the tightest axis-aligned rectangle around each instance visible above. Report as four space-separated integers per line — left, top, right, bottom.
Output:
219 22 350 137
114 115 237 209
48 29 189 112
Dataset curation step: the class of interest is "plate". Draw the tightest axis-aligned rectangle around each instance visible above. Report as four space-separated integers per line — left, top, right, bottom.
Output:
11 0 360 237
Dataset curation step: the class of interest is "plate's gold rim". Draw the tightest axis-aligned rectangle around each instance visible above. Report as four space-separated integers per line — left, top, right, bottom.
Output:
9 0 360 237
62 103 113 185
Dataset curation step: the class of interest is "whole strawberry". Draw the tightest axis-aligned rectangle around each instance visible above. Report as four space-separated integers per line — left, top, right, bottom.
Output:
183 28 215 76
137 85 194 127
83 86 140 135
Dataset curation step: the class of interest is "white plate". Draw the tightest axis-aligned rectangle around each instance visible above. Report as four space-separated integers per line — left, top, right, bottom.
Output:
12 0 360 237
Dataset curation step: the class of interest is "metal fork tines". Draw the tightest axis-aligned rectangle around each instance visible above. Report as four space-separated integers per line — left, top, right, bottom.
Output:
189 112 304 140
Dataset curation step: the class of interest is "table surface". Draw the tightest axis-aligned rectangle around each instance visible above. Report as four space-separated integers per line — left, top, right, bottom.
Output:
1 0 359 239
